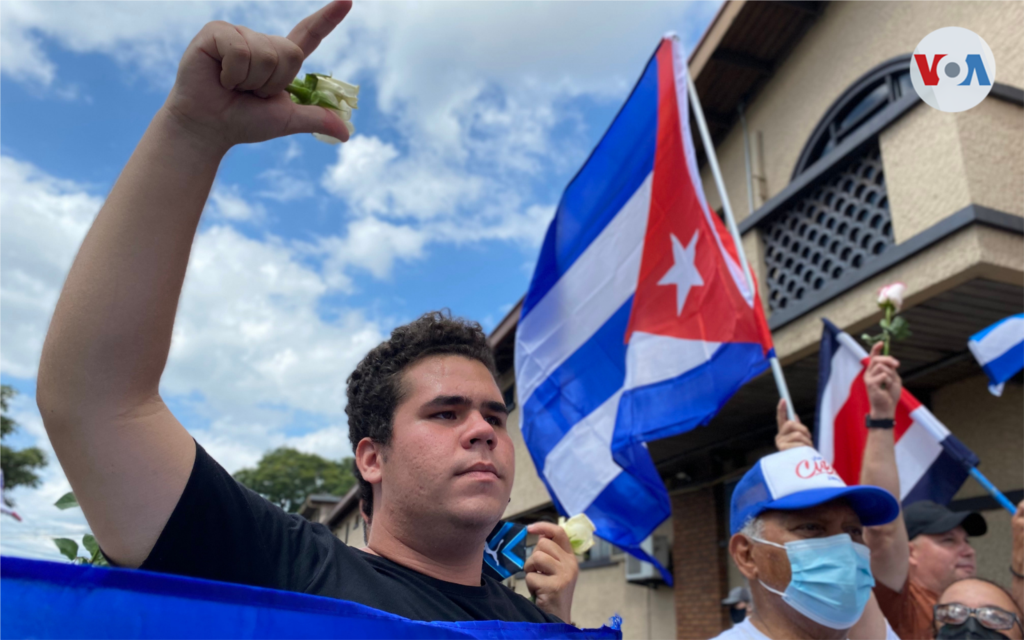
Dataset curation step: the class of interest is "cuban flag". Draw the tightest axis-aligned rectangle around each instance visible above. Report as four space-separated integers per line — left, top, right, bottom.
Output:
968 314 1024 396
515 36 774 583
815 319 979 505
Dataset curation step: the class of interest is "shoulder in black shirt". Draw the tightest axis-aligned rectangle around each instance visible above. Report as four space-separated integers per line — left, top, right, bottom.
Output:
139 441 561 624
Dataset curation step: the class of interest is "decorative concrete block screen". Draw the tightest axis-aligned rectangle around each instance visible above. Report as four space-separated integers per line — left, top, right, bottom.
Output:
762 145 894 311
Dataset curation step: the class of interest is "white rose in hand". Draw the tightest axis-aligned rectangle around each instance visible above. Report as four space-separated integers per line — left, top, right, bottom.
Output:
877 282 906 311
287 73 359 144
558 514 596 555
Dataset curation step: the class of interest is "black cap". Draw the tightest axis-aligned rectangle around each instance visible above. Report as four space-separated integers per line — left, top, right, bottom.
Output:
904 500 987 540
722 587 751 606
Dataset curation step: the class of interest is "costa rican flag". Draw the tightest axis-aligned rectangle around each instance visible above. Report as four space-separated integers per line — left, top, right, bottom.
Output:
515 36 774 583
815 319 979 505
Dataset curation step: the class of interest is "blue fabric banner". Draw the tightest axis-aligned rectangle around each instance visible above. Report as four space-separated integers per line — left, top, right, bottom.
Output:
1 557 621 639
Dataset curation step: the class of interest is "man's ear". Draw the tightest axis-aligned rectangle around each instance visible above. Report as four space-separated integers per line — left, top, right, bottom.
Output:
356 437 383 485
730 533 759 581
907 539 919 570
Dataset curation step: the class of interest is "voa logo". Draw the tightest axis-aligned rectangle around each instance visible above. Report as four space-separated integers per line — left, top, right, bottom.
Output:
910 27 996 113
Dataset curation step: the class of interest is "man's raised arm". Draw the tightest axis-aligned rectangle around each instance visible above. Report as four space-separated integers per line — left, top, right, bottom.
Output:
35 2 351 568
860 341 910 592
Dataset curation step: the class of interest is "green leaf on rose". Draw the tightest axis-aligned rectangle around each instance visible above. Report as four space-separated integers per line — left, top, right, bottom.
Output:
890 316 912 341
82 534 100 557
54 492 79 510
53 538 79 561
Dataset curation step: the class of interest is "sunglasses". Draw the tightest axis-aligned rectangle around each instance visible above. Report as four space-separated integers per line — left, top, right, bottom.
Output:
934 603 1024 633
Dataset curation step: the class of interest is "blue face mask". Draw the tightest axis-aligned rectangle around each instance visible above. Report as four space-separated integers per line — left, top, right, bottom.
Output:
752 533 875 630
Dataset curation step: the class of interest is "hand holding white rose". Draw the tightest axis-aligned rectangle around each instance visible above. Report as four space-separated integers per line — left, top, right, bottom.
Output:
162 1 353 154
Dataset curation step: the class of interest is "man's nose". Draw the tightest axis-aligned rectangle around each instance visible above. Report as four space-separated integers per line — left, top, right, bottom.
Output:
461 412 496 449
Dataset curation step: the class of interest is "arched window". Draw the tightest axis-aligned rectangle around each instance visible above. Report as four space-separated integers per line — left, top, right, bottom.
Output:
792 55 912 178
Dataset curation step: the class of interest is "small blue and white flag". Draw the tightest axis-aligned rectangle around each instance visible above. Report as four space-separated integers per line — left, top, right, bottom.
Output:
514 37 774 584
968 314 1024 396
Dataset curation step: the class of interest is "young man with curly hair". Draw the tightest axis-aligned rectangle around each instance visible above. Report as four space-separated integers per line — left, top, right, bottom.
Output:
36 2 577 625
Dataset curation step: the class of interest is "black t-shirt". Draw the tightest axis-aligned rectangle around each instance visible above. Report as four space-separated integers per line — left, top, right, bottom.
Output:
138 441 561 624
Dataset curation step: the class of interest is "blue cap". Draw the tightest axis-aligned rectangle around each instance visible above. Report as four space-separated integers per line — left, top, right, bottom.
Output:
730 447 900 535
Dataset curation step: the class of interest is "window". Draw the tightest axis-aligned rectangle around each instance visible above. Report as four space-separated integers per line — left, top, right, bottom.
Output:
585 536 614 561
792 55 912 178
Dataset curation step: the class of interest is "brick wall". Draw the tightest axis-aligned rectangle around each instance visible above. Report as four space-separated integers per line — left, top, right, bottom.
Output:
672 488 729 639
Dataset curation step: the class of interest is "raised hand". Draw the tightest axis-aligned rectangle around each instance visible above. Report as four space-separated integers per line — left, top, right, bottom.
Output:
524 522 579 624
162 1 352 153
774 399 813 451
864 341 901 419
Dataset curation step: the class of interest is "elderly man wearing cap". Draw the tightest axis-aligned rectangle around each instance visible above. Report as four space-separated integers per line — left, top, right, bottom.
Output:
774 342 1018 639
711 446 902 640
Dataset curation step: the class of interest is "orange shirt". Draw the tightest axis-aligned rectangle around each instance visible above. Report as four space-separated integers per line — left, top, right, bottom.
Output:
874 578 939 640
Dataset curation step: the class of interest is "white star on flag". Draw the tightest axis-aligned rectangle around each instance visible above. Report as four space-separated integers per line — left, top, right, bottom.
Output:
657 231 704 315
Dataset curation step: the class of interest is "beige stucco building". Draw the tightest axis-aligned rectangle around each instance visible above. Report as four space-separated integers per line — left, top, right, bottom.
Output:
486 2 1023 638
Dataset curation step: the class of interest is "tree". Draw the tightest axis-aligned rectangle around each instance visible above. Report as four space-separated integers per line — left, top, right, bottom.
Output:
233 447 355 512
1 385 47 503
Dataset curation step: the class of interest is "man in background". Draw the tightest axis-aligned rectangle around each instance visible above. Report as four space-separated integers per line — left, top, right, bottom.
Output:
723 586 752 626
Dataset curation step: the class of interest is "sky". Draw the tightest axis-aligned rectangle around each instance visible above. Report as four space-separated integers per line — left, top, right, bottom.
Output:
0 0 720 562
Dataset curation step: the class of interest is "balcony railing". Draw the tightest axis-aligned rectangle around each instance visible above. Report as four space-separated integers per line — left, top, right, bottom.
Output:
738 79 924 330
762 145 894 313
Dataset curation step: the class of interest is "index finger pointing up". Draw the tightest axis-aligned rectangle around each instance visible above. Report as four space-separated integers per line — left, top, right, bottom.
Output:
287 1 352 60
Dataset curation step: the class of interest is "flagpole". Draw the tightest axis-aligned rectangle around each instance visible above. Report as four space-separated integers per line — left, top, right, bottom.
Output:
968 467 1017 514
682 56 797 421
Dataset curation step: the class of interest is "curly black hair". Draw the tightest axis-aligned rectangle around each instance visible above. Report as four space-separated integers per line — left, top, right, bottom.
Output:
346 310 497 521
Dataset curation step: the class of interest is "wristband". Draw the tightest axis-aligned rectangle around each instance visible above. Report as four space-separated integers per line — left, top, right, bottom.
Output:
1011 565 1024 580
865 415 895 429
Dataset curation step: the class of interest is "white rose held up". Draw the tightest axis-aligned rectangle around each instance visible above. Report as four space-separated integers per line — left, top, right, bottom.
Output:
877 282 906 312
862 281 911 356
286 73 359 144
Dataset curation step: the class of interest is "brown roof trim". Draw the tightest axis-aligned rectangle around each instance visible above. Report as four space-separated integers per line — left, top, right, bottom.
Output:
688 0 746 78
487 298 523 349
325 484 360 527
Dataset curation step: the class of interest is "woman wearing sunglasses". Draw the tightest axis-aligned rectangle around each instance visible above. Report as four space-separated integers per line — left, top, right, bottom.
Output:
934 577 1023 639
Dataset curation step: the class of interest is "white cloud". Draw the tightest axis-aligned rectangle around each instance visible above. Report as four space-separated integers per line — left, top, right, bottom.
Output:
256 169 314 203
304 216 428 291
207 183 266 222
282 140 302 164
0 156 103 379
284 426 353 462
321 135 484 221
165 224 385 419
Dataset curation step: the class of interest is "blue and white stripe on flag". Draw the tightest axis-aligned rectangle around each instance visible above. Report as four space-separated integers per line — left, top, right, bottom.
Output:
1 557 621 639
968 314 1024 396
515 37 775 585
